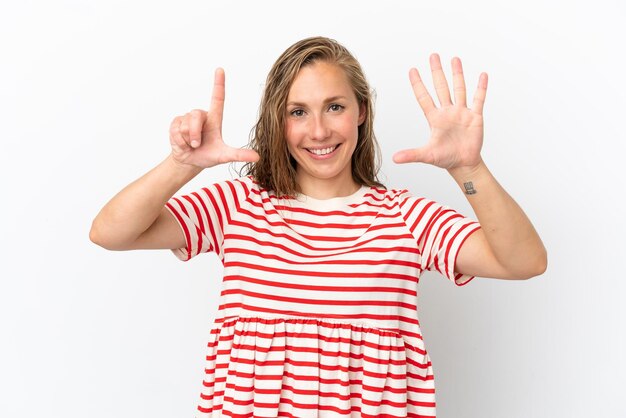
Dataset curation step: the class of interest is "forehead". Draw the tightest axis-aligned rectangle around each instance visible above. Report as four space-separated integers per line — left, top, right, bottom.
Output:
287 61 356 102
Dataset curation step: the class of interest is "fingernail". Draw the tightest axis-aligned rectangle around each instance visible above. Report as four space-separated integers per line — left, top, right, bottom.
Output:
191 141 199 147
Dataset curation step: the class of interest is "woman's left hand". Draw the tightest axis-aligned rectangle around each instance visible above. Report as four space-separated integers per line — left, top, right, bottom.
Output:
393 54 488 173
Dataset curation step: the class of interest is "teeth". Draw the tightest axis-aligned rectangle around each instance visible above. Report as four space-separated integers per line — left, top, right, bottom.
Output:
308 145 337 156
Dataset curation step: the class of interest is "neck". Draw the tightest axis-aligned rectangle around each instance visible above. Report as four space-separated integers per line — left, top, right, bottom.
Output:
296 174 360 200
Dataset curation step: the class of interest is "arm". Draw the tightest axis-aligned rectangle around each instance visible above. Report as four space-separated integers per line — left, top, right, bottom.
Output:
89 155 201 250
89 68 259 251
393 54 547 280
448 161 547 279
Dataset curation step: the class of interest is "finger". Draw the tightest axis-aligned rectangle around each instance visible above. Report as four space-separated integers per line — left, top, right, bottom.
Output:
169 116 191 151
409 68 436 116
392 147 434 165
169 116 183 139
178 113 192 146
471 72 488 115
206 67 225 133
219 147 260 164
188 109 207 148
430 53 452 106
451 57 467 107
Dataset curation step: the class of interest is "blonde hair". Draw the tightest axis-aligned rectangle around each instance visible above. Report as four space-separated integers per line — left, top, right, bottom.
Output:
242 36 384 197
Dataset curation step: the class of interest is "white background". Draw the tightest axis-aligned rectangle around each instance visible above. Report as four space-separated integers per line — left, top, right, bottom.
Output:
2 1 625 417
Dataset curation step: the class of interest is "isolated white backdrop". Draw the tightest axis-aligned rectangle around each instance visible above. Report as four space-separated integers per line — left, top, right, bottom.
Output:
1 1 625 417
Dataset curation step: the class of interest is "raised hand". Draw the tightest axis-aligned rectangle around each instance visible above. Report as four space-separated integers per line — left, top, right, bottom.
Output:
393 54 488 172
169 68 259 169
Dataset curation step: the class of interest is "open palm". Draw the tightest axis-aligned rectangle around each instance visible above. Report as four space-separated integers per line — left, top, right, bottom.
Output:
393 54 488 171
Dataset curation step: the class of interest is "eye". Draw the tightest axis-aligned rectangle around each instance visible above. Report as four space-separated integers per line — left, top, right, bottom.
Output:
290 109 305 117
329 104 344 112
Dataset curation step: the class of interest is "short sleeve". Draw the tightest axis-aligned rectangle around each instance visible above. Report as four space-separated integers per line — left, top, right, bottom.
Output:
399 192 481 286
164 178 248 261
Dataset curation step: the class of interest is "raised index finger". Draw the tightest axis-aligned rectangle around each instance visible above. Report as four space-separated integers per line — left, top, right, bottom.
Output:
409 67 436 116
207 67 225 131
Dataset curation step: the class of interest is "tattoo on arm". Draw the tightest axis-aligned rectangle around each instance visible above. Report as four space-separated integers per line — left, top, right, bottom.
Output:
463 181 477 195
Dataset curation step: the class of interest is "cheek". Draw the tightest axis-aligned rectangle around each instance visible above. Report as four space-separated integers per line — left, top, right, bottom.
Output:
341 116 360 138
284 126 300 159
284 121 298 147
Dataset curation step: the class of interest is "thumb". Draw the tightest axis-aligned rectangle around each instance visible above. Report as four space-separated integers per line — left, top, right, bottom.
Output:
222 147 260 164
392 147 434 165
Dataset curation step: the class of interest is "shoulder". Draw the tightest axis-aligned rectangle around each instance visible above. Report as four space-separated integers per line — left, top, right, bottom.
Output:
380 187 451 223
340 186 431 216
367 186 428 208
233 175 274 203
186 176 256 207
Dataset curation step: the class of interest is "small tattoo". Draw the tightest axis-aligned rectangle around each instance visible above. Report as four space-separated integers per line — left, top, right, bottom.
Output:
463 181 477 195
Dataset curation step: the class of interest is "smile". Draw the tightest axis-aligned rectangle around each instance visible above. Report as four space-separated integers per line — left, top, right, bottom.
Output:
306 144 340 156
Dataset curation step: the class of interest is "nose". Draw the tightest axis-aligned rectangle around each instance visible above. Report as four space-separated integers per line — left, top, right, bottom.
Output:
309 113 331 141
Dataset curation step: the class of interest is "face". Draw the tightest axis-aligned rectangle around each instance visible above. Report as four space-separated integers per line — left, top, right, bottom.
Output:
284 61 365 195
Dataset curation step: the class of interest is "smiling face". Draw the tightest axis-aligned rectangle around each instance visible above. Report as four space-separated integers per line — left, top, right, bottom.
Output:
284 61 366 198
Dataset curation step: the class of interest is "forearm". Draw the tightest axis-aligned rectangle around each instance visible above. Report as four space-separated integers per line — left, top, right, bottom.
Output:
90 154 203 249
448 160 547 276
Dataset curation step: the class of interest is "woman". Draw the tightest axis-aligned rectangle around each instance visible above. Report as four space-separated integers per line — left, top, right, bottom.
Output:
90 36 546 417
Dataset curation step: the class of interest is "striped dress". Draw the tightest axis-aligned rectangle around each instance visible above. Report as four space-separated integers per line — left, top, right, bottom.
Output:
165 175 480 418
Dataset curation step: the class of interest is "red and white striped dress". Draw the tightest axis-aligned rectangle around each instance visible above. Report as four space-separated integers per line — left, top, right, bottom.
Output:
165 176 480 418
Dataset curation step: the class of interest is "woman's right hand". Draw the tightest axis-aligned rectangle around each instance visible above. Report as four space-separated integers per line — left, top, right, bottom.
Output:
169 68 260 169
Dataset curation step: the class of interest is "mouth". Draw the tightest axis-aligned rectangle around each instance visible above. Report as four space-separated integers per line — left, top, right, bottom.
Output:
305 144 341 156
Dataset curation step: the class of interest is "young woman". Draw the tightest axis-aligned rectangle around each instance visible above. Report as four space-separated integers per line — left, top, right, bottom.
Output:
90 37 546 418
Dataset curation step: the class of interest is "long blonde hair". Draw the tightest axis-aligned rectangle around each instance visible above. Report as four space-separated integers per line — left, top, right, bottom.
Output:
242 36 384 197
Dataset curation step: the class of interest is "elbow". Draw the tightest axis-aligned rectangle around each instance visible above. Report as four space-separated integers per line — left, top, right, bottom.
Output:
518 249 548 280
536 250 548 276
89 221 110 249
531 247 548 278
89 221 102 246
89 221 128 251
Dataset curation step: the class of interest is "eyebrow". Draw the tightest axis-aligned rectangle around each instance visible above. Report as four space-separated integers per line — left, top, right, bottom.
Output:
286 95 348 107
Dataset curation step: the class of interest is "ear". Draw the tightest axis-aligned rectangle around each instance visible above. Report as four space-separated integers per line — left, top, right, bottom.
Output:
358 102 366 126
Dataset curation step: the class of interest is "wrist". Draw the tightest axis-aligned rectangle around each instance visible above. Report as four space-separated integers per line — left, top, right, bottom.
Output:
447 160 493 197
447 158 487 180
165 154 204 179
